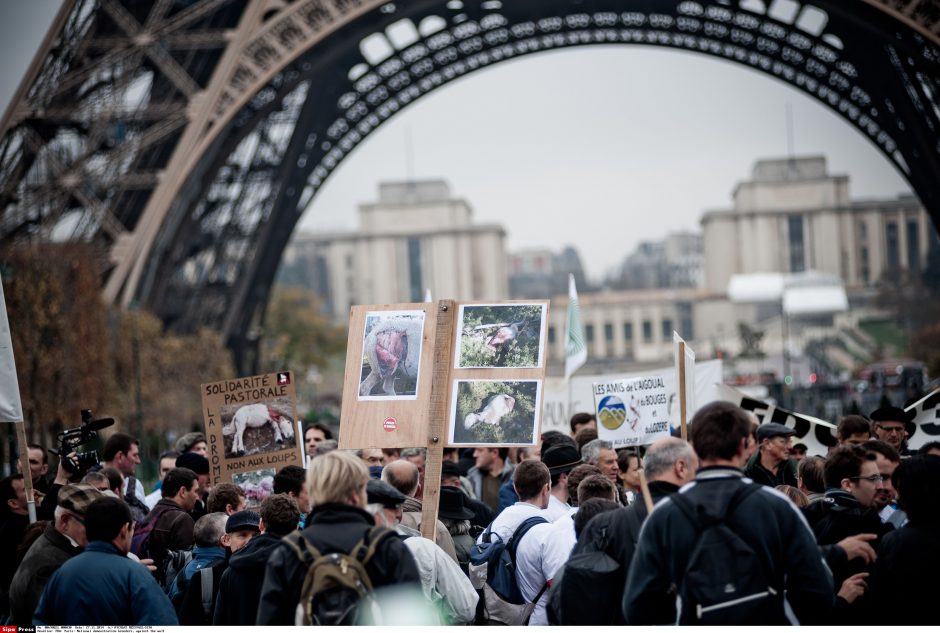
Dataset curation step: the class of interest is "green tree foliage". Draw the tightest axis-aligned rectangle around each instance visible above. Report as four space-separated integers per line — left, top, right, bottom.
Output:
458 304 544 368
453 381 539 444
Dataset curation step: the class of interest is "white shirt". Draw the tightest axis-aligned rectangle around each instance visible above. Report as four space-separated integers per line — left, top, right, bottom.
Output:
144 488 161 510
514 522 555 625
478 501 545 545
541 511 577 585
543 495 571 522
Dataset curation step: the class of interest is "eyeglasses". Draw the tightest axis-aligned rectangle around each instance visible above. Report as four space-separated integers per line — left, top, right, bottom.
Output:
876 425 905 434
849 475 884 483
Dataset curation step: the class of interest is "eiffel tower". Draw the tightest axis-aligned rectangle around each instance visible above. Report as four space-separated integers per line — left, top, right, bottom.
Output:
1 0 938 370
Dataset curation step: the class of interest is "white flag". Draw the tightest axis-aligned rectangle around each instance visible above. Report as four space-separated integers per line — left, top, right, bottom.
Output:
564 274 587 379
0 273 23 423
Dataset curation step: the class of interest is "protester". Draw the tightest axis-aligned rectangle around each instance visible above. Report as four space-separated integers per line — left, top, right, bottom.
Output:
175 432 208 456
256 450 419 625
100 433 146 503
836 415 871 446
581 439 625 504
437 486 476 573
873 454 940 624
177 510 260 625
206 482 247 515
34 496 178 625
176 452 210 520
861 439 903 524
623 401 835 625
366 479 477 624
357 448 384 467
569 412 596 437
870 406 913 455
303 423 332 458
167 512 227 602
213 495 300 625
402 447 427 498
9 484 105 625
441 460 494 531
100 466 124 497
745 422 799 487
565 463 603 507
776 484 810 507
540 444 582 520
791 442 808 462
468 447 513 513
572 426 598 450
0 474 30 616
145 450 180 509
798 455 827 502
273 464 311 526
26 444 51 494
382 459 457 560
135 467 199 579
616 448 642 504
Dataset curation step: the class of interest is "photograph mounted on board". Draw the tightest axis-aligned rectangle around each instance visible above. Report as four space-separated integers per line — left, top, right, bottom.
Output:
232 468 275 508
358 310 425 400
220 400 296 459
450 380 542 445
455 303 546 369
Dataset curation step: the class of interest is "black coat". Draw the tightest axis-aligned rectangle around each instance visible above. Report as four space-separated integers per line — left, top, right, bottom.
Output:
177 559 227 626
872 521 940 625
256 503 420 625
802 491 893 578
213 532 285 625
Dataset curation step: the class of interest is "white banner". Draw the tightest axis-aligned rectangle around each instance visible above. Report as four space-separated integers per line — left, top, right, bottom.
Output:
904 388 940 451
0 273 23 423
715 384 837 457
542 359 724 436
594 376 671 447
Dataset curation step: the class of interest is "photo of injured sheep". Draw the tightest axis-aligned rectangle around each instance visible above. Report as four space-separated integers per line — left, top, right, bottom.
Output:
450 380 542 445
455 303 546 369
232 468 275 508
358 310 425 400
220 398 296 459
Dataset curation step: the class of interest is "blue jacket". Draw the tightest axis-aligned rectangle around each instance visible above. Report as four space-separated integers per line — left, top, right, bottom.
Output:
34 541 178 625
168 545 226 600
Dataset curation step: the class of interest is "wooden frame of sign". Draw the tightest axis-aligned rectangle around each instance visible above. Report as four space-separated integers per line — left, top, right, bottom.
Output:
201 371 304 503
339 300 549 540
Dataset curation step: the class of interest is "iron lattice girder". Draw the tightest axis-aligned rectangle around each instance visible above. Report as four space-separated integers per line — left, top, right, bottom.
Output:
1 0 939 372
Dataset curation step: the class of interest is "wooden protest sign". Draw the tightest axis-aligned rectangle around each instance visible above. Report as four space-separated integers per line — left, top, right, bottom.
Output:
673 332 695 440
593 376 671 448
201 371 303 507
339 300 549 539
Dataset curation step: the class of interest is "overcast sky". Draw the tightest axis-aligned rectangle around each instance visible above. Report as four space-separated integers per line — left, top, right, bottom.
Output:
2 2 912 281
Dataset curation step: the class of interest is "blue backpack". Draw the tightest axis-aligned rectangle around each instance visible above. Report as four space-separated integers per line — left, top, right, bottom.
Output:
469 515 548 604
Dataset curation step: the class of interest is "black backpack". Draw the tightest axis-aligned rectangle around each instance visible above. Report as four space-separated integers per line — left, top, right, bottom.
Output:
283 526 396 626
669 483 784 624
547 507 641 625
124 476 151 523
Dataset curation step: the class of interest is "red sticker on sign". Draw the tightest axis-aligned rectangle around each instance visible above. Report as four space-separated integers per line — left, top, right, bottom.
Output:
383 417 398 431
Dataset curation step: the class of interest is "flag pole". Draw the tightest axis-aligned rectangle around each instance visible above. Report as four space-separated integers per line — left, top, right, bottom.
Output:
563 274 587 422
15 422 37 523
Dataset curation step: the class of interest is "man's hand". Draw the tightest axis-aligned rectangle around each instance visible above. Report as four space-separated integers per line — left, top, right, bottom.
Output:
54 453 78 485
836 533 877 564
837 572 869 604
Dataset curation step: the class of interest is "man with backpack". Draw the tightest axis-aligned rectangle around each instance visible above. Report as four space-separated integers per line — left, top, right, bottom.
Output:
166 512 227 603
623 402 835 625
256 451 419 625
133 467 200 580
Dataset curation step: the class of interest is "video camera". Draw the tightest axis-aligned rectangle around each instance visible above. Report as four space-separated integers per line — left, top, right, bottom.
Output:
52 409 115 474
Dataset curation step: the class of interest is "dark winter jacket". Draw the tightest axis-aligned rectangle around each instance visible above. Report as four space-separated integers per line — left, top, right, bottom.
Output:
213 532 285 625
744 453 798 488
9 523 82 625
256 503 421 625
33 541 178 625
873 521 940 625
138 498 194 577
177 558 227 626
623 467 835 625
0 511 29 616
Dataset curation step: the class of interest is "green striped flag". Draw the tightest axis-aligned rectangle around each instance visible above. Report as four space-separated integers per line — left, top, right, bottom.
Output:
564 273 587 379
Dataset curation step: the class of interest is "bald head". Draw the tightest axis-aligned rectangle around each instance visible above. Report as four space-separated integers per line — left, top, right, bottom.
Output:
643 437 697 486
381 459 419 497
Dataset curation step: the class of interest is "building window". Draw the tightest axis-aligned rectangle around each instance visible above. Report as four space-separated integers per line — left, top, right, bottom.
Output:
907 220 920 271
642 320 653 342
788 214 805 273
886 221 899 272
407 237 423 302
623 322 633 341
585 324 595 342
604 323 614 342
662 319 673 339
548 326 556 345
860 246 870 285
857 221 868 240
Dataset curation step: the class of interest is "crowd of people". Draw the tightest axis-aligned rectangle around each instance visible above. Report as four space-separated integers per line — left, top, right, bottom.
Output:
0 403 937 625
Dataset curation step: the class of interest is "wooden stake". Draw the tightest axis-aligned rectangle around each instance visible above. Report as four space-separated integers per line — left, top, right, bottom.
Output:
678 340 688 441
421 300 457 540
638 469 654 515
14 422 37 523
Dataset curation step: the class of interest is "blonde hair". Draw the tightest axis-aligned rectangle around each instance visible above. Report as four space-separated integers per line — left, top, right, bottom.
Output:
306 450 368 507
775 484 809 508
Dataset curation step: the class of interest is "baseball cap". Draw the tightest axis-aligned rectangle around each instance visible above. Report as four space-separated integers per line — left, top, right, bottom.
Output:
225 510 261 534
757 422 797 443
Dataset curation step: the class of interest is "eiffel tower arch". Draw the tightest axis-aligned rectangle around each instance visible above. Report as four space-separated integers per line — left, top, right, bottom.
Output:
1 0 938 371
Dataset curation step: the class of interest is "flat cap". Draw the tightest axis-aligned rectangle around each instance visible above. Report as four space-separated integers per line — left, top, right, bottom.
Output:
366 479 406 507
757 422 797 443
57 483 106 517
